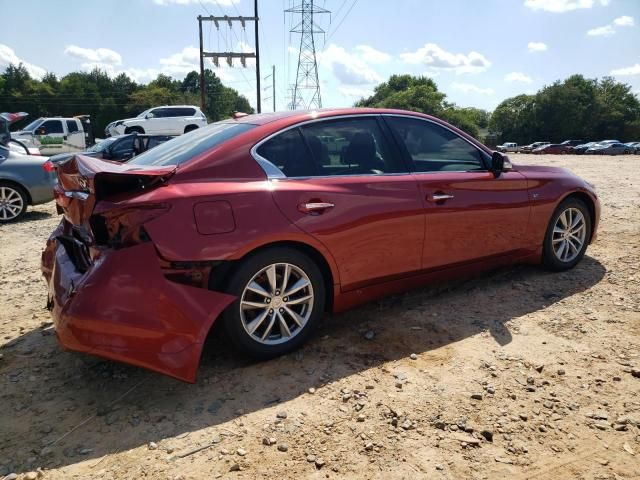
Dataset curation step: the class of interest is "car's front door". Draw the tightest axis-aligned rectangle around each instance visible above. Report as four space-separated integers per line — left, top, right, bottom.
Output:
258 115 425 291
36 120 66 155
384 115 531 270
145 108 168 134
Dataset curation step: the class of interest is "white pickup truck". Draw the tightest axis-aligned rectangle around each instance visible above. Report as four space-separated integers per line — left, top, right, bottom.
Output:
11 116 93 156
496 142 519 153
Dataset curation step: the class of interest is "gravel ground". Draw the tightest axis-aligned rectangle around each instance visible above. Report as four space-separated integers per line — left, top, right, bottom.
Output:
0 154 639 480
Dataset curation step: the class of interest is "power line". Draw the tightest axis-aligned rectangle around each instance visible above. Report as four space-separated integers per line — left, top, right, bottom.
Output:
325 0 358 44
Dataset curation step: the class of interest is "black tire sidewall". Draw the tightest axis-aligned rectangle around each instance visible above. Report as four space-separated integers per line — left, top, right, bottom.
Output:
0 182 28 223
220 248 326 359
543 198 592 271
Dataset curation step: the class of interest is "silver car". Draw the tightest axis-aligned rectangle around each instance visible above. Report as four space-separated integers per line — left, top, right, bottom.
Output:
0 113 56 222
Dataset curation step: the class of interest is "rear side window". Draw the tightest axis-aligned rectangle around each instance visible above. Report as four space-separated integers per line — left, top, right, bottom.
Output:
66 120 79 133
171 107 196 117
386 116 486 173
128 122 255 166
256 116 405 177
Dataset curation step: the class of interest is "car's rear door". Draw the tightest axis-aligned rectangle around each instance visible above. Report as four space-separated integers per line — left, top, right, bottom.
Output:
258 115 425 291
383 115 531 270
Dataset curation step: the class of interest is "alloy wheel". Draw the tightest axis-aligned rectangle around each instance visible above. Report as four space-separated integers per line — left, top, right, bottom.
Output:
552 207 586 263
0 186 24 221
239 263 314 345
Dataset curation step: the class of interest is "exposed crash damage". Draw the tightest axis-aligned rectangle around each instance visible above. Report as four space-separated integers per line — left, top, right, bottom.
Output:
42 154 237 382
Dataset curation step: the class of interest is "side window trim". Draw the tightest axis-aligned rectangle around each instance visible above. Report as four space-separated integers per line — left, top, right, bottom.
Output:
381 114 491 173
251 114 413 180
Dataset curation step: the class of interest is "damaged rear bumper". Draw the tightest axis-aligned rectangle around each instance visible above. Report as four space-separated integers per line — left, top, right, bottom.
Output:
41 227 235 383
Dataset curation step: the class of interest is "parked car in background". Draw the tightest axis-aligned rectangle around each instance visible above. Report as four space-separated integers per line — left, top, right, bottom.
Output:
49 133 172 165
560 140 585 148
105 105 207 137
0 113 56 222
11 115 94 156
624 142 640 154
42 108 600 382
573 142 598 155
9 142 40 155
532 143 572 155
521 141 550 153
497 142 519 153
585 142 632 155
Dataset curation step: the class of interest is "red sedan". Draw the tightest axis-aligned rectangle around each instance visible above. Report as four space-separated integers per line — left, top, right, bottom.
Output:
532 143 572 155
42 108 600 382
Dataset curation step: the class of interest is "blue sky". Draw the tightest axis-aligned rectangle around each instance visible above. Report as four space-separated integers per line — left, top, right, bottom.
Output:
1 0 639 112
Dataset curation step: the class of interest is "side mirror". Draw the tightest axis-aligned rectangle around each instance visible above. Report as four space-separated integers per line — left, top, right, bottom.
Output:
145 113 154 119
491 151 512 176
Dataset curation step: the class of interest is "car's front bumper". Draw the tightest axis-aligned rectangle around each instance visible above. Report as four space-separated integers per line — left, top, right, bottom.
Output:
42 224 236 382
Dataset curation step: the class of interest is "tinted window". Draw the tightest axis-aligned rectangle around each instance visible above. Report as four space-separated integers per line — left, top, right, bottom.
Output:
66 120 79 133
111 136 135 154
149 108 166 118
39 120 64 135
386 116 485 172
168 107 196 117
128 122 255 166
256 129 315 177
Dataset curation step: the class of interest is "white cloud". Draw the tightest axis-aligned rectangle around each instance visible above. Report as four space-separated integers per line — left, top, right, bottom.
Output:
587 24 616 36
338 85 374 99
528 41 548 52
400 43 491 74
354 45 390 64
524 0 609 13
610 63 640 76
318 44 384 85
64 45 122 65
505 72 533 83
153 0 238 5
0 44 46 79
613 16 635 27
450 82 494 95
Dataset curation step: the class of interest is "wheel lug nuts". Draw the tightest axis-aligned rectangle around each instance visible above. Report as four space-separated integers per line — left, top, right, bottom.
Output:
275 290 280 295
269 309 274 314
266 298 271 303
279 308 284 313
283 297 288 302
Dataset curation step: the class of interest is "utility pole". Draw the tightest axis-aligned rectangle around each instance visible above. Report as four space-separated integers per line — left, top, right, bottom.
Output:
198 16 205 113
197 11 261 114
263 65 276 112
285 0 329 110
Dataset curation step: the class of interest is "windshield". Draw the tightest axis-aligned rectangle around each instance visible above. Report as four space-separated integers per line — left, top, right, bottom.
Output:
22 119 43 132
87 137 119 152
128 122 256 167
136 109 152 118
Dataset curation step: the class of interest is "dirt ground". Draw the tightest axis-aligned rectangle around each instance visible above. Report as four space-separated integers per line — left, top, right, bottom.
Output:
1 154 639 480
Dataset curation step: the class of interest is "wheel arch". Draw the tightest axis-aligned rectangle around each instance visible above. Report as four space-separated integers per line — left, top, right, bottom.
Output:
0 178 32 205
558 190 597 244
124 125 145 134
184 124 199 133
211 240 337 313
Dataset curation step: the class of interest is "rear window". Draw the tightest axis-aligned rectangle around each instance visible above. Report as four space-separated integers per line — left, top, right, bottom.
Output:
66 120 79 133
128 122 255 166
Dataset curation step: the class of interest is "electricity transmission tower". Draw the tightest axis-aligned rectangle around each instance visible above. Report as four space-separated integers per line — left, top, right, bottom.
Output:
285 0 329 110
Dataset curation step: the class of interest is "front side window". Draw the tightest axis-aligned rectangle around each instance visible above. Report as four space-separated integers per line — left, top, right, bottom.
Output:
111 136 135 154
39 120 64 135
148 108 165 118
386 116 486 173
256 116 404 178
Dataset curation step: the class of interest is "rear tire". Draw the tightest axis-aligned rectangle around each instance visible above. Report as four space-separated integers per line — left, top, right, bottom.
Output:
542 198 592 271
218 247 326 360
0 182 28 223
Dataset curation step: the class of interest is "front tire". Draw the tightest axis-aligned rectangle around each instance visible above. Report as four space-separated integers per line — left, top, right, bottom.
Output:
542 198 592 271
124 126 144 134
0 182 28 223
218 248 326 360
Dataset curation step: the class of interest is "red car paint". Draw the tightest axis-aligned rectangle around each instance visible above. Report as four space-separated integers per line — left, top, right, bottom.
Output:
42 108 600 382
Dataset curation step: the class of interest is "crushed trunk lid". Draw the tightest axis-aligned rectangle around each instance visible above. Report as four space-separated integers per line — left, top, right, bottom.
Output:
54 154 176 226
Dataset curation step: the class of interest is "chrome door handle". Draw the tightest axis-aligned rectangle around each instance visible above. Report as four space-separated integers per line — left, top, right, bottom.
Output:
298 202 335 214
428 193 454 202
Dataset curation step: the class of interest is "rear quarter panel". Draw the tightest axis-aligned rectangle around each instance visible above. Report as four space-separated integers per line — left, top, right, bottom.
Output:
0 154 55 204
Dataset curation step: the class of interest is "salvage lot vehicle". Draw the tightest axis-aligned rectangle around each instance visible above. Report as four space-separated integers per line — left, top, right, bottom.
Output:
105 105 207 137
49 133 172 164
532 143 572 155
520 141 550 153
0 113 56 222
585 142 632 155
496 142 518 153
11 115 94 156
41 108 600 382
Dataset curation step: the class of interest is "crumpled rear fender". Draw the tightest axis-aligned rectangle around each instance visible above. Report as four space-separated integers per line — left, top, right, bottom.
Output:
47 241 235 382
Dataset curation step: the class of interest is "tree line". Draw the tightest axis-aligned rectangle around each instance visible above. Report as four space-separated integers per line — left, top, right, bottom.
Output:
0 64 252 136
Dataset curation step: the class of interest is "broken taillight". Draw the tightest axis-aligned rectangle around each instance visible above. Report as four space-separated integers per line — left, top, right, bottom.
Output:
42 161 55 172
91 204 170 248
